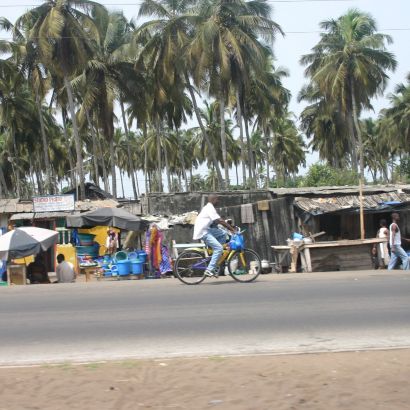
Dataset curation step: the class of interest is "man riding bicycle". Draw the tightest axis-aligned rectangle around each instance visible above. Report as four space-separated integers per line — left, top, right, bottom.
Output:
193 194 236 277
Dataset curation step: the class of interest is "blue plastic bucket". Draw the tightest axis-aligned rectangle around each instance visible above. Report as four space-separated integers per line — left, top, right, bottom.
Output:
137 251 147 263
115 251 128 262
111 265 118 277
128 251 138 261
117 260 131 276
78 233 96 246
131 260 143 275
76 244 100 258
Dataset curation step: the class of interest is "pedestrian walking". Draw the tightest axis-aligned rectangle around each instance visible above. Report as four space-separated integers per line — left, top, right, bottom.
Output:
387 213 410 270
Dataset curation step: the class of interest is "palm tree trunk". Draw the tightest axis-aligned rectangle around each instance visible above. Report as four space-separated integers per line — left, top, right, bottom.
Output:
64 75 85 200
95 126 110 193
265 127 270 189
163 138 172 193
350 78 365 240
143 123 149 196
235 163 239 186
61 110 75 189
135 171 140 197
184 72 224 189
12 135 21 198
155 122 163 192
382 166 389 183
178 173 182 192
109 136 117 198
0 163 8 197
29 158 35 195
86 110 100 186
176 128 189 192
347 111 358 172
35 163 43 195
120 100 138 199
244 116 256 189
236 88 247 185
120 169 125 198
35 89 53 194
219 89 230 187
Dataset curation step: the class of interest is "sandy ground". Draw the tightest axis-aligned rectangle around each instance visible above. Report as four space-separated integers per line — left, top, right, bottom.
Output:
0 349 409 410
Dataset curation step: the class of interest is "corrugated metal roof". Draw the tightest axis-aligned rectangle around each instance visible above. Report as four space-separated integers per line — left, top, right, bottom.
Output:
294 192 410 215
0 199 20 213
9 212 81 221
75 199 119 211
4 199 119 221
270 184 410 198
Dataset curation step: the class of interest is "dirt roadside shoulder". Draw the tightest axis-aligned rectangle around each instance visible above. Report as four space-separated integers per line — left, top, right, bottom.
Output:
1 348 409 410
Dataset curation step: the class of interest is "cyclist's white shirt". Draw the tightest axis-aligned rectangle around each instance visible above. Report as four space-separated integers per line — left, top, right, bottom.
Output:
193 203 220 240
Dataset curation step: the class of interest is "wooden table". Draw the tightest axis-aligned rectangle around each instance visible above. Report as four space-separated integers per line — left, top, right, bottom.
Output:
79 265 99 282
299 238 387 272
271 245 292 273
7 264 27 285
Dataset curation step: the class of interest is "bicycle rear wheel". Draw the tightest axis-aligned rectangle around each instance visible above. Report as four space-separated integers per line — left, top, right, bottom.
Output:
174 250 209 285
228 248 261 283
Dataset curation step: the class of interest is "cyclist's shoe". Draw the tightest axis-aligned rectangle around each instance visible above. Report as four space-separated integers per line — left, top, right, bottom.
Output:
204 268 219 278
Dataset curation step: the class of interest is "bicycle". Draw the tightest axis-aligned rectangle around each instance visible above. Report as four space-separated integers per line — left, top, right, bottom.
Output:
173 230 262 285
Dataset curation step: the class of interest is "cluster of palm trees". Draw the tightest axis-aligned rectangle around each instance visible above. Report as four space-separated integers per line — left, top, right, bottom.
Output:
299 9 408 183
0 2 408 200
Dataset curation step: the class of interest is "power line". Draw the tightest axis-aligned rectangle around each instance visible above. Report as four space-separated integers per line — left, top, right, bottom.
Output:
0 0 358 7
0 28 409 40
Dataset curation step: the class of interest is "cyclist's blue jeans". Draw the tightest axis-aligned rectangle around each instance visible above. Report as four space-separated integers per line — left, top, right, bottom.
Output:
202 228 226 271
388 245 410 270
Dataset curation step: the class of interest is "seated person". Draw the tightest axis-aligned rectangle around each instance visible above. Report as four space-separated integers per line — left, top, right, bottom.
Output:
56 254 76 283
27 254 50 284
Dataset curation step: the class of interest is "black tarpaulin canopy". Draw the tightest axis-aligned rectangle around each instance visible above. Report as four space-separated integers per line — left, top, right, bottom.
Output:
66 207 148 231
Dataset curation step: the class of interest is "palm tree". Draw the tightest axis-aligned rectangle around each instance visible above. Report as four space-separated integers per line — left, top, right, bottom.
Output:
0 62 41 197
361 118 390 182
18 0 104 199
189 0 283 188
269 114 306 184
74 10 136 198
300 9 397 238
250 59 290 187
137 0 226 189
383 73 410 153
298 84 350 169
0 17 57 193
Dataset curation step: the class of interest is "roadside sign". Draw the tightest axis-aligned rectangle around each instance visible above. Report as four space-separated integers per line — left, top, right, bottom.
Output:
33 194 75 213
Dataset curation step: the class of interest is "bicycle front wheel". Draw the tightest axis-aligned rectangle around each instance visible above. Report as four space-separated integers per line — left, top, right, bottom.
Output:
174 250 209 285
228 248 261 283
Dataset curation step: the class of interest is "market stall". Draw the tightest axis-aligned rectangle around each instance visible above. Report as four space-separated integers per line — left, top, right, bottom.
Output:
0 227 59 285
66 208 149 280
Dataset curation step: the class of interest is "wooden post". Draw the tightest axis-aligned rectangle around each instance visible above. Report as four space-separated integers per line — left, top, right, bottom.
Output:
359 179 365 240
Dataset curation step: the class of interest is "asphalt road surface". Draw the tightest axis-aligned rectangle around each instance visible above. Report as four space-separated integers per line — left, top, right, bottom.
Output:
0 270 410 365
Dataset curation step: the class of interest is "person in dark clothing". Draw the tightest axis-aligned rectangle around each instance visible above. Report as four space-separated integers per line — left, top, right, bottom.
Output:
27 254 50 284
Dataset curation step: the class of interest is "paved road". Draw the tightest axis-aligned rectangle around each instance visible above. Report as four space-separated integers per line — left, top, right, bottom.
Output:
0 270 410 365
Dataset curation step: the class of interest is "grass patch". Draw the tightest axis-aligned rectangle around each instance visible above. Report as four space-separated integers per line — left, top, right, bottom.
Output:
117 360 140 369
208 356 226 362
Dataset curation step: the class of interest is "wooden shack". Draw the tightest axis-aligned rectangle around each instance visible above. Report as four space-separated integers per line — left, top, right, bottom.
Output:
140 185 410 270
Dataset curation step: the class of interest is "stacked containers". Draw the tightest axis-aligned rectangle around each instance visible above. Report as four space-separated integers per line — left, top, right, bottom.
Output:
129 251 144 275
114 251 130 276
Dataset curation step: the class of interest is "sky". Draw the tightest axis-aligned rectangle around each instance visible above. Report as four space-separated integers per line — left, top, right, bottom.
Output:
0 0 409 196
